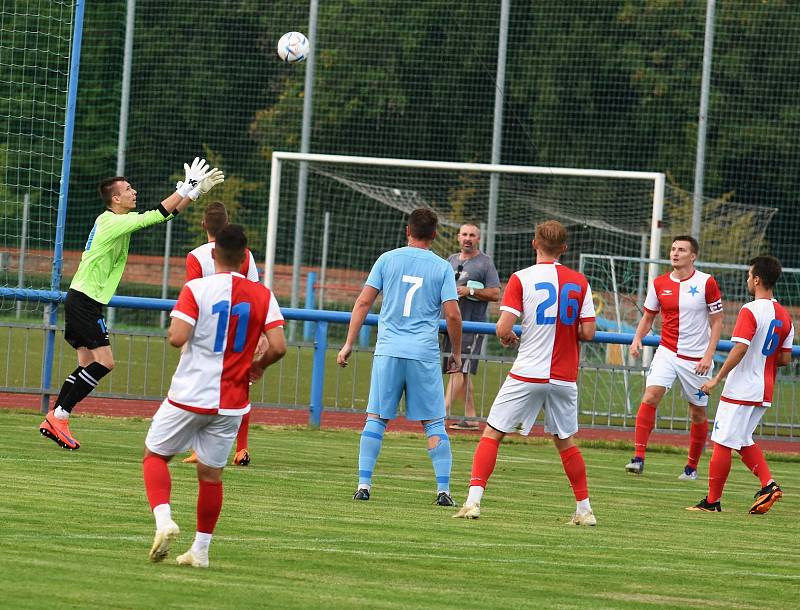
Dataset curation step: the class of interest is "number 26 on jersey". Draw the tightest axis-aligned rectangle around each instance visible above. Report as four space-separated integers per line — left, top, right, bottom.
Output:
534 282 581 325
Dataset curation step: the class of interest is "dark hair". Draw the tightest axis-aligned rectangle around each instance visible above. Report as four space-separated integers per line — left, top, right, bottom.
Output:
408 208 438 240
98 176 127 207
204 201 228 238
215 223 247 268
749 255 782 289
672 235 699 255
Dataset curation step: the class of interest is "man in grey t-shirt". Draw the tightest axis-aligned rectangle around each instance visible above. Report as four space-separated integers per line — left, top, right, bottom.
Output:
442 224 500 430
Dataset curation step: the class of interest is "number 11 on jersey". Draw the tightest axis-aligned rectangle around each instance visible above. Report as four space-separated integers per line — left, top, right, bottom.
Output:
212 299 252 352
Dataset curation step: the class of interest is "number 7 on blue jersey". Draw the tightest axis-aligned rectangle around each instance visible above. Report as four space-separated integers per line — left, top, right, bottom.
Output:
401 275 423 317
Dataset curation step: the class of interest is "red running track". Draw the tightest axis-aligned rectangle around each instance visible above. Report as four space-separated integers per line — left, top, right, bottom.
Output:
3 392 798 454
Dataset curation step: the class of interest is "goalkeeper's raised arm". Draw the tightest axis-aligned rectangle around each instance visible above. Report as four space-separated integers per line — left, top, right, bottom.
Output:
38 157 224 453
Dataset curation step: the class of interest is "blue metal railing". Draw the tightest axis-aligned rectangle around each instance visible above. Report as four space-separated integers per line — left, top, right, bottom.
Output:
3 287 798 425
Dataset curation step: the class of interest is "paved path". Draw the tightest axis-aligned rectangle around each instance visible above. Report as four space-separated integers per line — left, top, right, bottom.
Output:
3 392 798 454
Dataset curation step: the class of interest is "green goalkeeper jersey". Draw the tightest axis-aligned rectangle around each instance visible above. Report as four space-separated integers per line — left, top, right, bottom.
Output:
69 207 172 304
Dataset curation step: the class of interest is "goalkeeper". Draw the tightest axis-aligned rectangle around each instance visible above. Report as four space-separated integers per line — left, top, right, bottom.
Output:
39 158 224 451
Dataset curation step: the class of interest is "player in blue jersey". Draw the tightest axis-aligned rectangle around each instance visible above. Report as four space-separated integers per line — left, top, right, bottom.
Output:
337 208 463 506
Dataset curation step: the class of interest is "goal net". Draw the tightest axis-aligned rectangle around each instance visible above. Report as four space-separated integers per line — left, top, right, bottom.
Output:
266 153 666 313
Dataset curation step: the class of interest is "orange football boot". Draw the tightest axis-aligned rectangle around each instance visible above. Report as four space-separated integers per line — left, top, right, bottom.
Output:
39 411 80 450
181 451 198 464
749 482 782 515
233 448 250 466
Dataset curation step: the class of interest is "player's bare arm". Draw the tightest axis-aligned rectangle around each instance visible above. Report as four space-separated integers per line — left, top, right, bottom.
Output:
578 319 596 342
455 285 500 302
442 299 463 372
250 326 287 382
495 310 519 348
337 285 379 367
700 342 748 394
167 317 194 348
696 312 723 375
629 309 656 358
254 333 269 358
777 350 793 367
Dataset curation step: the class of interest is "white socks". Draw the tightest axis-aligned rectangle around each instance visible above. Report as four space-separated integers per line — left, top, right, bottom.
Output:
576 498 592 514
53 406 69 420
191 532 213 554
153 504 173 530
466 485 484 506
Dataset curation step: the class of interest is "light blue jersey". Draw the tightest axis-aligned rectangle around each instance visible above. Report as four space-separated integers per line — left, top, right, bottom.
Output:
366 246 458 362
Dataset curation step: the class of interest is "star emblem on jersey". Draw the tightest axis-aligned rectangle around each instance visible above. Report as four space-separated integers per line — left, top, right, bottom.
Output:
694 389 705 400
688 285 699 296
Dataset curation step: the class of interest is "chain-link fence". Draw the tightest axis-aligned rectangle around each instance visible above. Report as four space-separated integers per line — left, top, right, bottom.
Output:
2 1 800 324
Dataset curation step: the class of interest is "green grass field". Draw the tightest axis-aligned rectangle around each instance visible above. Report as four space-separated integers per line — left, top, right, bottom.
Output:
1 411 798 609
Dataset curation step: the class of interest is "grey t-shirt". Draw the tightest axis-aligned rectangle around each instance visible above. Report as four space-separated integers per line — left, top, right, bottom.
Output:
447 252 500 322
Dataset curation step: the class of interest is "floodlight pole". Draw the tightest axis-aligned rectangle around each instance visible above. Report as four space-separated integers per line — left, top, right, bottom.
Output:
691 0 716 239
109 0 136 329
288 0 319 341
486 0 510 260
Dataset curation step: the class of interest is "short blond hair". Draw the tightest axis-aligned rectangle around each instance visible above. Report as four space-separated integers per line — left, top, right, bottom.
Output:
534 220 568 255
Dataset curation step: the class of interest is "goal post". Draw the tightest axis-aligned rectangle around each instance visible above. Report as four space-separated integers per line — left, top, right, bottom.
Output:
264 152 667 303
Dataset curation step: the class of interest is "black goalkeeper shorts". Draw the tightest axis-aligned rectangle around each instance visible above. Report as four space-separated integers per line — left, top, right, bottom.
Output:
64 289 110 350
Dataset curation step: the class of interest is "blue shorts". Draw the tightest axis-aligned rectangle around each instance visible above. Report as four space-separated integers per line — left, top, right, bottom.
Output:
367 355 445 421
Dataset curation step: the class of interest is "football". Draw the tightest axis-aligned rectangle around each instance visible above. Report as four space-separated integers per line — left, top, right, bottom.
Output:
277 31 310 63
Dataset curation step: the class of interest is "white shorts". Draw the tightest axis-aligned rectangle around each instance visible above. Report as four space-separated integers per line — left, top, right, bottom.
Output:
145 401 242 468
486 377 578 439
710 400 767 450
646 346 712 407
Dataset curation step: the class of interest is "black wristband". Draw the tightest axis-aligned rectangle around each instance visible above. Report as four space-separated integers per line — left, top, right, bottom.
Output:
157 203 170 218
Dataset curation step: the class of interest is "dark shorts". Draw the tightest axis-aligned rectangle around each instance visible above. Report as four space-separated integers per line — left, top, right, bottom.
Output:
441 332 485 375
64 289 110 350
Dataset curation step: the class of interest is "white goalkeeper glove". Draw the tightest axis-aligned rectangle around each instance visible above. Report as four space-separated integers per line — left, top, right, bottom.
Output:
175 168 225 200
176 157 212 198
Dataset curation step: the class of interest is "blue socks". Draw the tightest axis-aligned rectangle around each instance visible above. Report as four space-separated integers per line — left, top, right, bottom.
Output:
358 417 451 494
358 418 387 488
424 419 452 493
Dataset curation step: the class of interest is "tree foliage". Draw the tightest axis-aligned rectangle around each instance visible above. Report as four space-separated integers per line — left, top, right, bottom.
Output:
3 0 799 266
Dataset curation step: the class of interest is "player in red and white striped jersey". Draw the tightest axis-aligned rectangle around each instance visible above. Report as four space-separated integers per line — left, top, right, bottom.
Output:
625 236 723 479
184 202 258 283
182 201 263 466
688 256 794 514
454 221 598 525
142 225 286 568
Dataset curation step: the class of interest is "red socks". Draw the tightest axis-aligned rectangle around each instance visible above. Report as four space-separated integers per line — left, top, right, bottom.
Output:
143 454 171 510
634 402 657 459
236 411 251 452
707 442 732 503
469 437 500 487
144 454 224 535
687 420 708 469
737 444 772 487
559 446 589 501
197 480 223 535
